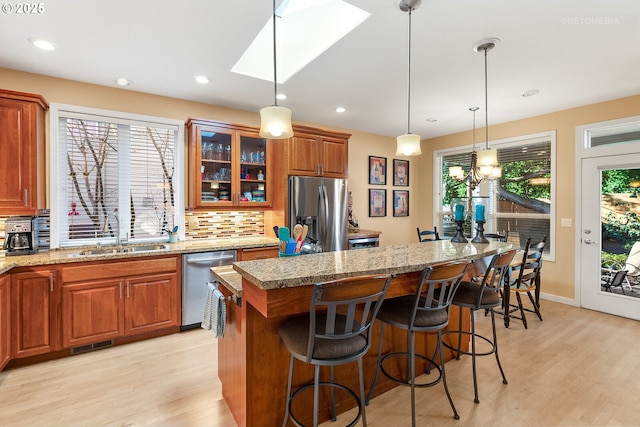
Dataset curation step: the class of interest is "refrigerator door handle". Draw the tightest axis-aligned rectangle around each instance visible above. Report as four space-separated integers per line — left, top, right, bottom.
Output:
318 185 329 243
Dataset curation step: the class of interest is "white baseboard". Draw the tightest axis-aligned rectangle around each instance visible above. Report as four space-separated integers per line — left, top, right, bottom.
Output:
539 292 579 307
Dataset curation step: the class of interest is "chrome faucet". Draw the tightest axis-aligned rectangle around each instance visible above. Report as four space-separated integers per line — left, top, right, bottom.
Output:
102 209 121 251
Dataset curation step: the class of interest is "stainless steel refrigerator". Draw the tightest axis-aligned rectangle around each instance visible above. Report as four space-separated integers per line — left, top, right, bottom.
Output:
288 176 348 252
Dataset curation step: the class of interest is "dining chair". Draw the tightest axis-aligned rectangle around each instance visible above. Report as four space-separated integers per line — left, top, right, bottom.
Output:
278 274 393 427
502 236 546 328
417 226 440 242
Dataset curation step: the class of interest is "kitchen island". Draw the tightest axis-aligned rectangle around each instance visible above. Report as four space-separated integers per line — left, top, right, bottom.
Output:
226 240 511 427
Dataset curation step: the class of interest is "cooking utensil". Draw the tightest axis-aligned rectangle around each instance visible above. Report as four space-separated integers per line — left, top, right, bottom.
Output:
273 225 279 237
278 227 290 253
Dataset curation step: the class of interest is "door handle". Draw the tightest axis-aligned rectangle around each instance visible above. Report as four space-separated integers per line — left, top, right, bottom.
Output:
584 239 597 245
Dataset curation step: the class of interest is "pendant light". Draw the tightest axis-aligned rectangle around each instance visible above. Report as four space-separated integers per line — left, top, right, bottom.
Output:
396 0 422 157
259 0 293 139
473 38 501 178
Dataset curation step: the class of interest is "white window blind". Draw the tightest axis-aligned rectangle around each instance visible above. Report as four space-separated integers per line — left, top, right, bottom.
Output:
51 106 182 248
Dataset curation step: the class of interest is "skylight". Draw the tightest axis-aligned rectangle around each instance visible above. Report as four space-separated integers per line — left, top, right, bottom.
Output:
232 0 370 83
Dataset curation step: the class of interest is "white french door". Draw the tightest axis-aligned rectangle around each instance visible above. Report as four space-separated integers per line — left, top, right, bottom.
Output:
580 154 640 320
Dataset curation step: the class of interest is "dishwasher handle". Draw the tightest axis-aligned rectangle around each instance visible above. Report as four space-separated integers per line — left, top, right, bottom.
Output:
185 255 235 265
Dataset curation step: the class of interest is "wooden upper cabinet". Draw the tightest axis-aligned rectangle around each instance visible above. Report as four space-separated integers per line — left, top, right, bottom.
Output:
287 125 350 178
186 118 272 209
0 89 48 215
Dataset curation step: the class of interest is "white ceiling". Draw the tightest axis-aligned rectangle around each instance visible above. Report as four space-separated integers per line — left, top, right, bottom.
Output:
1 0 639 139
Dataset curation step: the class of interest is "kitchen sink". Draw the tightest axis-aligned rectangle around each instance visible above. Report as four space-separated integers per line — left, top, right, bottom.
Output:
75 244 169 256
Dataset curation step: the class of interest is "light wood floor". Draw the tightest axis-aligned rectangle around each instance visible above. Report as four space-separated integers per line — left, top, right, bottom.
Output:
1 300 639 427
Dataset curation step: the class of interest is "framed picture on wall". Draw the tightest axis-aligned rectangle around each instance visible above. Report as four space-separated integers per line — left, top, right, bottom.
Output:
369 156 387 185
393 159 409 186
369 189 386 217
393 190 409 217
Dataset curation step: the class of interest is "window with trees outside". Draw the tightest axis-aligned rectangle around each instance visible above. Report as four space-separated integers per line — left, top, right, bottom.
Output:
50 105 184 248
435 131 555 260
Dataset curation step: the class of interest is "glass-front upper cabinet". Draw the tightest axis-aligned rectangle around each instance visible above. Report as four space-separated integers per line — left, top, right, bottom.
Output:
186 119 271 209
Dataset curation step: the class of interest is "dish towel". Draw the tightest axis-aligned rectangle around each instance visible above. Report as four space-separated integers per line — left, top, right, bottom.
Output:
202 282 226 338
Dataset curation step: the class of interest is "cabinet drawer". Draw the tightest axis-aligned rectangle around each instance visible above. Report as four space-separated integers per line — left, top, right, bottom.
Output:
61 256 179 283
238 246 279 261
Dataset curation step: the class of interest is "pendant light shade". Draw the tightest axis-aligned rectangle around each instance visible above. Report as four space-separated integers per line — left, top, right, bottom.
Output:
396 0 422 157
259 0 293 140
259 105 293 138
477 148 498 167
396 133 422 156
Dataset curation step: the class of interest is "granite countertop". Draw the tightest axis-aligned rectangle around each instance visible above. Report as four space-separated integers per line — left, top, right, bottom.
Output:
0 236 280 275
233 240 512 291
210 265 242 298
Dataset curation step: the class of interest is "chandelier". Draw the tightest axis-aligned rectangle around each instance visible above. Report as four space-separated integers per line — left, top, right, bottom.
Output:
449 107 485 192
449 38 502 190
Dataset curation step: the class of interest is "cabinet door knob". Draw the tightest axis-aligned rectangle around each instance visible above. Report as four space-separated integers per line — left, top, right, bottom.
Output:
24 189 28 206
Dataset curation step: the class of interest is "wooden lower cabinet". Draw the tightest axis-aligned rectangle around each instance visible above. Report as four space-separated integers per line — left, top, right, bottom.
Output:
60 256 180 349
0 274 10 370
124 273 179 335
61 279 124 348
10 268 57 358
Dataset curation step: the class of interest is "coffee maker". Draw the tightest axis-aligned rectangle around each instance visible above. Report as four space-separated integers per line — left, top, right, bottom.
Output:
3 216 38 256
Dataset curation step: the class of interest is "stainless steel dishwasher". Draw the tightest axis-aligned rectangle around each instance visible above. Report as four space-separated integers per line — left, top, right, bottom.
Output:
181 250 236 330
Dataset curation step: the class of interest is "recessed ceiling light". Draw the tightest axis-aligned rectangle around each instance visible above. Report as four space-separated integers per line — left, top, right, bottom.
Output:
522 89 540 97
29 38 56 51
115 78 133 87
194 75 210 84
276 93 287 101
335 107 346 113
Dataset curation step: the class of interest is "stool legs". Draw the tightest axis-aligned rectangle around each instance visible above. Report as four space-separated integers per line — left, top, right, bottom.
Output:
282 355 368 427
446 307 508 404
367 323 458 425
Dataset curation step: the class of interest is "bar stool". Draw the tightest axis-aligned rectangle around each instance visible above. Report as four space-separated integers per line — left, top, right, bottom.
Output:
278 274 393 427
366 261 470 425
442 249 517 404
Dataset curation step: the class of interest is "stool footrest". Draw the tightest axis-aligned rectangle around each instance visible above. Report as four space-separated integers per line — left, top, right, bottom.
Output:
379 351 443 388
288 381 362 427
442 330 497 357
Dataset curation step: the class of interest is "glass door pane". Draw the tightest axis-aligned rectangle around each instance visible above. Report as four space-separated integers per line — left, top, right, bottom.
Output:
239 134 267 204
201 130 232 204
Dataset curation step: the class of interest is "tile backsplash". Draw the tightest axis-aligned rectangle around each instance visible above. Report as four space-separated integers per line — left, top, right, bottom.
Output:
0 211 266 249
184 211 265 239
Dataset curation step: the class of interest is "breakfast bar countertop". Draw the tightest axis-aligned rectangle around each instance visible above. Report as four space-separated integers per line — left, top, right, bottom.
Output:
233 240 512 290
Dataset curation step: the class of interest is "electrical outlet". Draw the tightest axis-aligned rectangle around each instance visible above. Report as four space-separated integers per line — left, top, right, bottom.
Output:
561 218 572 227
188 217 199 229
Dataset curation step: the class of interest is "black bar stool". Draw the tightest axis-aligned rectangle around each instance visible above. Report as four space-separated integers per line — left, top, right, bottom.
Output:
278 274 393 427
366 261 470 425
442 249 517 403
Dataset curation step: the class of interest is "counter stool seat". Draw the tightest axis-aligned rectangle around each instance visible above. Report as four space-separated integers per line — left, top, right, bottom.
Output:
279 274 392 427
